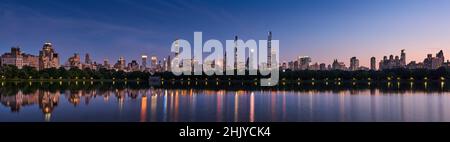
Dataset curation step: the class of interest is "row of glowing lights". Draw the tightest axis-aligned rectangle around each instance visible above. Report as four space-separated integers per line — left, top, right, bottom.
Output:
0 75 446 81
160 77 447 81
0 76 141 81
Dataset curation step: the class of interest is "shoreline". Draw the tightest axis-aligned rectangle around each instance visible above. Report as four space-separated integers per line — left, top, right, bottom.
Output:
0 79 447 82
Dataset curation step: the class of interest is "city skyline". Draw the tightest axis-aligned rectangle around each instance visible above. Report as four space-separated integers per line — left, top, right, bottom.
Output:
2 0 450 67
1 41 449 72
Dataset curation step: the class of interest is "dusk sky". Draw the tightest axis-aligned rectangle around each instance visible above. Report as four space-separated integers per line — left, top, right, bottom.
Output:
1 0 450 67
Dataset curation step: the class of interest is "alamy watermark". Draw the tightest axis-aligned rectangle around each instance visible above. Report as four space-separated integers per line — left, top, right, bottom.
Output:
170 32 279 86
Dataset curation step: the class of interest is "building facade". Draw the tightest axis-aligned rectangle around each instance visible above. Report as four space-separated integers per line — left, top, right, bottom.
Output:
423 50 445 69
332 59 347 70
1 47 39 69
66 53 82 69
370 57 376 70
39 42 60 70
349 57 359 71
298 56 311 70
379 50 406 70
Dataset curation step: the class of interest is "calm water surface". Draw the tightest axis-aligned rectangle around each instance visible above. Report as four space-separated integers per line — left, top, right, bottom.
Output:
0 81 449 122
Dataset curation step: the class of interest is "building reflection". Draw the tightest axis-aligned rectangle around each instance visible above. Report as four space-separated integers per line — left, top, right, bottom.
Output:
140 95 147 122
0 91 39 112
0 90 59 122
0 81 449 122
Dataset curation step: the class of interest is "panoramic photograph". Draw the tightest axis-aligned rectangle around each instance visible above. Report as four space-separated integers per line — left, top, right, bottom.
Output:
1 0 450 141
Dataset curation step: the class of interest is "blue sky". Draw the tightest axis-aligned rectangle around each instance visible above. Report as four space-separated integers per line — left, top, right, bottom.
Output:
1 0 450 66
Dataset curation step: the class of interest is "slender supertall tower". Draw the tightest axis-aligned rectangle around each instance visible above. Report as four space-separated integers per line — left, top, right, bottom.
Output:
234 36 238 70
223 52 227 71
267 31 272 68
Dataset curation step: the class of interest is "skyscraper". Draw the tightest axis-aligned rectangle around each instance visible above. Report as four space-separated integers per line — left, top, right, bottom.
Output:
234 36 238 70
350 57 359 71
167 55 171 72
141 55 148 71
298 56 311 70
151 56 158 68
103 58 110 69
370 57 376 70
400 49 406 66
267 31 272 68
332 59 347 70
223 52 227 71
67 53 81 69
39 42 60 70
128 60 140 71
423 50 445 69
113 57 126 71
319 63 327 71
85 53 92 65
379 50 406 70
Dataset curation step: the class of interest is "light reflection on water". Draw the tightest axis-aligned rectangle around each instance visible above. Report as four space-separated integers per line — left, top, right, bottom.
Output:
0 81 450 122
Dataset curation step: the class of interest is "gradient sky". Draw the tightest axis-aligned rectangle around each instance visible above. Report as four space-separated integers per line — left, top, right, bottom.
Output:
1 0 449 67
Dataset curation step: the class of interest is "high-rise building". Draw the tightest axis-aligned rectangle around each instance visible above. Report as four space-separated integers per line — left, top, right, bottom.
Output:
287 61 294 70
309 63 320 70
66 53 82 69
370 57 376 70
82 53 93 69
128 60 140 71
103 58 110 69
167 55 171 72
234 36 239 69
1 47 39 69
332 59 347 70
162 57 167 71
85 53 92 65
39 42 60 70
298 56 311 70
141 55 148 71
267 31 272 68
379 50 406 70
350 57 359 71
406 61 424 69
400 49 406 66
151 56 158 68
281 62 287 70
114 57 126 71
423 50 445 69
223 52 227 71
319 63 327 70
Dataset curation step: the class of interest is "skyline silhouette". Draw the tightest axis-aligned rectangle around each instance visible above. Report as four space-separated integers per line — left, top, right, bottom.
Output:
1 0 450 67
